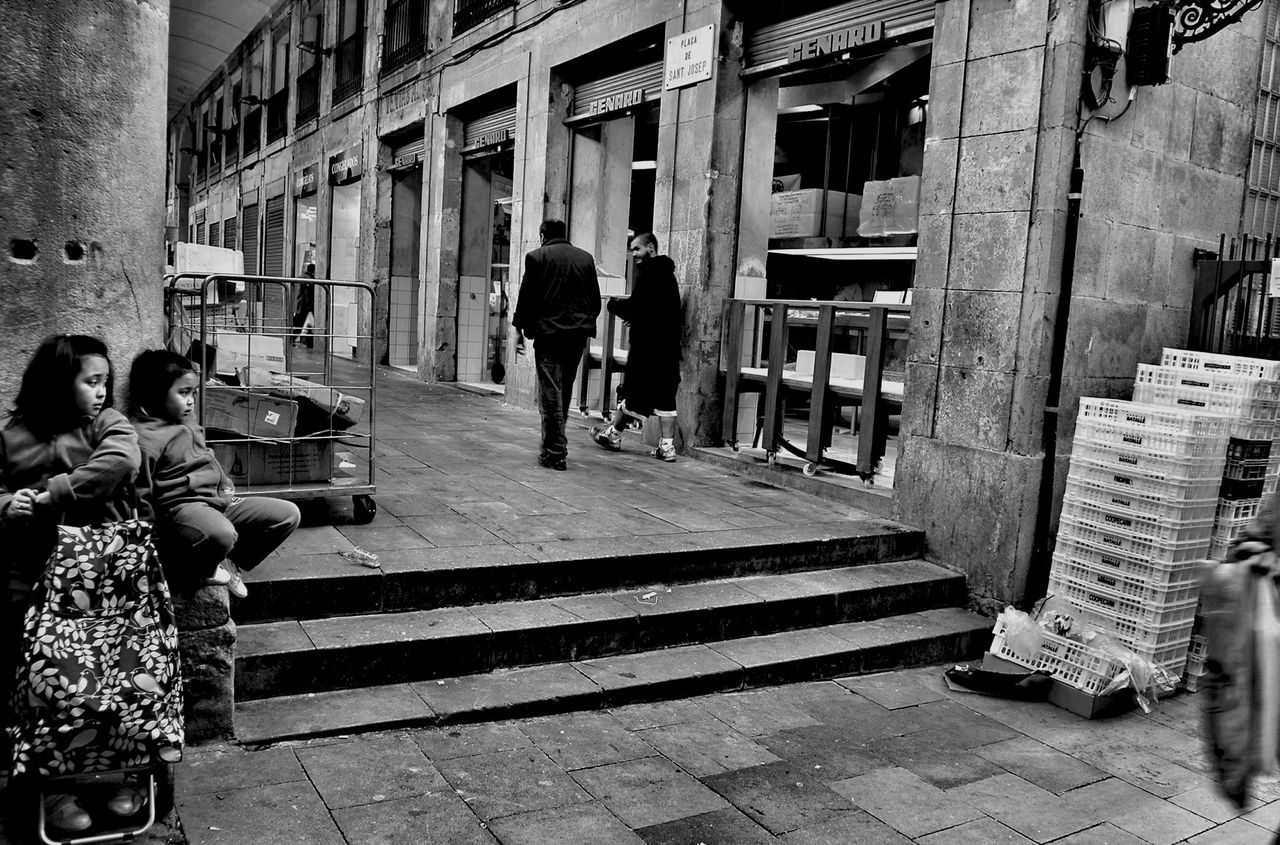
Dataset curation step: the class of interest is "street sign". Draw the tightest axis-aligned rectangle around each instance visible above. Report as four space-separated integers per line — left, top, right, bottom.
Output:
664 24 715 91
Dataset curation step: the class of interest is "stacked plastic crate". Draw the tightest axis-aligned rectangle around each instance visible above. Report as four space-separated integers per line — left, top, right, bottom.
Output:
1047 398 1230 678
1136 350 1280 559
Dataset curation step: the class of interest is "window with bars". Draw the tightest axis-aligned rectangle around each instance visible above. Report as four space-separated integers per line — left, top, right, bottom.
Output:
297 6 322 124
1245 0 1280 237
334 0 365 102
226 80 242 163
382 0 426 76
453 0 515 36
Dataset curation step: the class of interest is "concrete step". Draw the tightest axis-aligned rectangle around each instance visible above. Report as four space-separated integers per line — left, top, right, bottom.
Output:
235 519 924 624
234 559 966 701
233 607 992 744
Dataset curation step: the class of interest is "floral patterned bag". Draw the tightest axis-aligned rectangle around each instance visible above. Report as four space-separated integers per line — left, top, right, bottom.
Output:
8 518 184 777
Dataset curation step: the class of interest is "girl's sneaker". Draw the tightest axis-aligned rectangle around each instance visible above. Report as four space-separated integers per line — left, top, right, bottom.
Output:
224 562 248 599
204 563 233 587
46 793 91 833
591 425 622 451
653 443 677 462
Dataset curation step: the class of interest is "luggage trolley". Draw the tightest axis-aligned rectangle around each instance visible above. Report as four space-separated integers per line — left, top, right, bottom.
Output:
165 273 377 523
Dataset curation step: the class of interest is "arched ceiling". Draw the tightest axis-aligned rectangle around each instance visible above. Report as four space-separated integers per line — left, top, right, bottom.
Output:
169 0 276 121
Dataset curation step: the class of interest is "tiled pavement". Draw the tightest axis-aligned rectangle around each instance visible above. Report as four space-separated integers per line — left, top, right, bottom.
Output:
171 667 1277 845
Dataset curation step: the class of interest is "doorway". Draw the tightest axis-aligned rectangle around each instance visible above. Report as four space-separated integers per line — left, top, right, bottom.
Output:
458 148 515 387
389 165 422 368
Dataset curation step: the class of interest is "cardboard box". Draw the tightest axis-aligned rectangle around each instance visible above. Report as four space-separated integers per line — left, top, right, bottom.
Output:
211 439 333 486
857 176 920 237
238 367 367 429
770 189 861 238
202 388 298 439
210 332 288 376
981 651 1135 719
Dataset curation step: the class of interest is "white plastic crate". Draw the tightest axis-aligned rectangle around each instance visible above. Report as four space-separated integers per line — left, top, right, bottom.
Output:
1059 497 1215 546
1133 367 1280 421
1074 419 1229 460
990 617 1127 695
1078 397 1235 436
1068 443 1226 481
1057 519 1214 564
1189 633 1208 661
1063 477 1218 524
1066 456 1223 502
1047 573 1201 627
1050 548 1200 597
1052 535 1202 587
1135 364 1280 401
1268 474 1278 497
1058 600 1197 652
1215 498 1262 524
1162 348 1280 380
1230 418 1279 441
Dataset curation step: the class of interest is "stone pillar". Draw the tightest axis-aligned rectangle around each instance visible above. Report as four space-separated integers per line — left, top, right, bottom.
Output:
172 587 235 742
654 1 749 447
894 0 1086 608
0 0 169 395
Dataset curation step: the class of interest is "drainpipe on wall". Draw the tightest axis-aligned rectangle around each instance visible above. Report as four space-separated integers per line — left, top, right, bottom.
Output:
1025 135 1085 608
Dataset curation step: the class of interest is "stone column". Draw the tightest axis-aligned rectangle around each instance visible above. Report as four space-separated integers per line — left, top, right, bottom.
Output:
172 587 235 742
0 0 169 394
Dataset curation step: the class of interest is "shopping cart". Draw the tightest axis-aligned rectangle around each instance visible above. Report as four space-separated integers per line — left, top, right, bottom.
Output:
164 273 377 523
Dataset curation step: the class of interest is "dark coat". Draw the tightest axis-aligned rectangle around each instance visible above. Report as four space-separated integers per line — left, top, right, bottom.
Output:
513 238 601 342
609 255 682 416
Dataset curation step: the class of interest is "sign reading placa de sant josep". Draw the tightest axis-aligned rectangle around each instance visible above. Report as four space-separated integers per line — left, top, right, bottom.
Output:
788 21 884 63
664 24 715 91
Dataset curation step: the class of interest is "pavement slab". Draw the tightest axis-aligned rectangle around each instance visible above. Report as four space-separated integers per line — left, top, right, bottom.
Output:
573 643 744 703
330 790 499 845
757 724 890 780
413 722 533 760
700 760 861 835
235 683 434 742
485 801 645 845
1050 824 1149 844
433 747 592 820
972 736 1107 794
177 779 345 845
834 666 950 709
295 731 446 810
1065 777 1216 845
517 711 657 770
867 728 1007 788
948 772 1100 842
571 756 730 829
635 807 777 844
412 662 601 722
176 745 307 796
914 816 1036 843
776 809 913 844
694 688 823 737
607 698 710 730
827 765 985 838
636 718 783 778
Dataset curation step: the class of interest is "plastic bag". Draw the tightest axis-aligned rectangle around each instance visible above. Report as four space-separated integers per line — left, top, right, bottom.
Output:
996 606 1043 663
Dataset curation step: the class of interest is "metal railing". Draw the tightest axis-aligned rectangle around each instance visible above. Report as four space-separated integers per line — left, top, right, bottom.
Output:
719 298 910 480
333 30 364 103
1190 233 1280 357
266 88 289 144
296 65 320 124
453 0 515 35
381 0 426 75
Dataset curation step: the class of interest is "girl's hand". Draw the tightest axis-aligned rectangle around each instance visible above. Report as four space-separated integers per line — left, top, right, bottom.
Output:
8 488 39 519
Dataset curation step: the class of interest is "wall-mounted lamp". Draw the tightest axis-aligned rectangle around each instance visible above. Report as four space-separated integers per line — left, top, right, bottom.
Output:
298 40 333 56
239 95 266 106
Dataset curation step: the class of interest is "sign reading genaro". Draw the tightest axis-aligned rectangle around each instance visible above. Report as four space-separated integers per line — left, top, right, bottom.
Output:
788 21 884 63
586 88 645 117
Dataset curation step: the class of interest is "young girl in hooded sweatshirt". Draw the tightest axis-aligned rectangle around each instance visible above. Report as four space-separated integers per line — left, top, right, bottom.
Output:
0 334 144 834
127 350 300 600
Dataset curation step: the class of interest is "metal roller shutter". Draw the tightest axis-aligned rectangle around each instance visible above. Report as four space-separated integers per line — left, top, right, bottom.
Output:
569 61 663 121
262 195 287 321
195 208 207 245
223 216 237 251
463 105 517 148
242 204 260 274
744 0 935 73
391 135 425 168
209 221 221 252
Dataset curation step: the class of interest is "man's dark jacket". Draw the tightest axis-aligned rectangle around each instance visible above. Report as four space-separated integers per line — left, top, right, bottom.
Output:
513 238 601 341
608 254 682 415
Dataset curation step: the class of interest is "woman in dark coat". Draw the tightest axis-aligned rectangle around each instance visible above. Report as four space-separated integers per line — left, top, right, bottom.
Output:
591 233 683 461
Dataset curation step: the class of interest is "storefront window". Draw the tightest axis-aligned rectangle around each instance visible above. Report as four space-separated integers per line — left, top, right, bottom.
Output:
459 147 514 385
329 181 361 359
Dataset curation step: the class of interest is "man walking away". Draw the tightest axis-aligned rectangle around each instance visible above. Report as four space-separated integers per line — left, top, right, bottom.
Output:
513 219 601 471
591 232 682 462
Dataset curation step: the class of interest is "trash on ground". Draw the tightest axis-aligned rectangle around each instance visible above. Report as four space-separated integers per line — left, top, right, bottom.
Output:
342 547 380 568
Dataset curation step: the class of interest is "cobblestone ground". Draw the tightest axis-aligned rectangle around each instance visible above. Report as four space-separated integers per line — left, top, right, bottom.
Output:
156 667 1278 844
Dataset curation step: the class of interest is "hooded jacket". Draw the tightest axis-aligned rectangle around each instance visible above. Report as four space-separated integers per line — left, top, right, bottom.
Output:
131 413 234 520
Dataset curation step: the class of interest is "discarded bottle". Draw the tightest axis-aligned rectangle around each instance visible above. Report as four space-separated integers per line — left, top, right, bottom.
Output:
342 547 380 568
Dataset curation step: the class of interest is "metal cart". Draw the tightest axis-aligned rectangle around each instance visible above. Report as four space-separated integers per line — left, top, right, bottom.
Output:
164 273 377 523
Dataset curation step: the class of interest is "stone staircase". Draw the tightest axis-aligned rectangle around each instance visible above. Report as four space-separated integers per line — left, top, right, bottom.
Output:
230 519 991 744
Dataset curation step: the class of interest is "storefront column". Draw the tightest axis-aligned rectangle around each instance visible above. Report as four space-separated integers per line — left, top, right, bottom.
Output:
0 0 169 394
894 0 1086 608
422 113 464 381
653 4 747 446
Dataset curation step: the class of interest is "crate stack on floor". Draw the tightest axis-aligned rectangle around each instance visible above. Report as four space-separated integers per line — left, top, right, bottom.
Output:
1046 396 1229 682
1138 349 1280 690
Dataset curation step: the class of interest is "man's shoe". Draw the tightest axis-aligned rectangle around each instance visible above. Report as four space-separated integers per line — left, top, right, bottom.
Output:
653 443 677 463
538 454 568 471
46 793 92 834
591 425 622 451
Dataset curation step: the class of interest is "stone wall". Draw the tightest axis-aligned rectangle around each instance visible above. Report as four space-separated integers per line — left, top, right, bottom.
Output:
172 587 235 742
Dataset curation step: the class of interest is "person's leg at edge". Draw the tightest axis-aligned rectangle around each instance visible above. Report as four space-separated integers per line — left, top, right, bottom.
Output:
534 341 567 463
556 337 585 458
223 496 301 572
655 409 678 461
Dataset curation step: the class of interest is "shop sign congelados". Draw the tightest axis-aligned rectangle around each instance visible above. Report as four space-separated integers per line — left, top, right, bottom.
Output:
329 144 363 185
788 21 884 63
587 88 645 117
